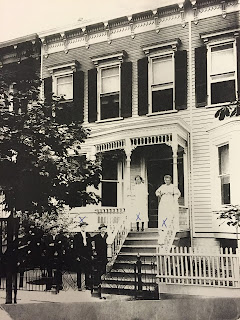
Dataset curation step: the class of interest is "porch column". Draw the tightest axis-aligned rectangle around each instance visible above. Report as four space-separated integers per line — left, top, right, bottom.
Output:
124 139 134 222
172 146 178 188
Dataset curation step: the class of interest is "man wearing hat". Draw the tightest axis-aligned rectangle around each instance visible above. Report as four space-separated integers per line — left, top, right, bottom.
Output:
93 224 108 283
73 221 93 290
43 225 66 291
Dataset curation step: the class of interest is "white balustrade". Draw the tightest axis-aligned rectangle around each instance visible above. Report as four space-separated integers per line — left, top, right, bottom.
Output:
95 207 125 233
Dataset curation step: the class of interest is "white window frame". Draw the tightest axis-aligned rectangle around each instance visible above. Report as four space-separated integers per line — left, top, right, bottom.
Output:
218 143 231 205
148 51 175 114
91 51 126 123
207 38 238 106
101 159 123 207
142 39 180 116
55 73 73 101
47 61 78 102
97 61 121 121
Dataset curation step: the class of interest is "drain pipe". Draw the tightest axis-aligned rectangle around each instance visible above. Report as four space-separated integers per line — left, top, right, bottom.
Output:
188 10 194 248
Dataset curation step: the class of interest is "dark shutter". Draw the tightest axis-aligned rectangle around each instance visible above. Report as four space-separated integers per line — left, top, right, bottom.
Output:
121 61 132 118
43 77 53 117
73 70 84 122
88 68 97 123
195 46 207 107
44 77 52 103
237 37 240 100
138 57 148 115
175 50 187 110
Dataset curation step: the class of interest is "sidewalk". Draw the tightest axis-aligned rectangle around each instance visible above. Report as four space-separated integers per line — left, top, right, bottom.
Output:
0 288 132 304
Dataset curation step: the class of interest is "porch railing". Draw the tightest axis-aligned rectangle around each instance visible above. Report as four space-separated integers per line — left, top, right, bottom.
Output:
179 206 189 231
106 212 131 267
95 207 125 233
156 246 240 288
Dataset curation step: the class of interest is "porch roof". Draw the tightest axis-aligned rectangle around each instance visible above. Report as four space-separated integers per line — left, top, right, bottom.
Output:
94 117 190 153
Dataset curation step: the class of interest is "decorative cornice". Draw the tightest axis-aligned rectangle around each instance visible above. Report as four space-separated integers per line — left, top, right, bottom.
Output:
91 51 127 66
104 21 111 44
127 15 135 39
47 60 79 74
200 27 239 43
81 27 89 49
152 9 160 33
60 32 68 54
142 38 181 55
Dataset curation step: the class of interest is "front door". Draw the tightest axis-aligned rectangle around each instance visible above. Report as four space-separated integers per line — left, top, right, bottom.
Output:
147 159 172 228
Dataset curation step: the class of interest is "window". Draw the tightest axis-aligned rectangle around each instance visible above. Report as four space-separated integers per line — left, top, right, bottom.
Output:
208 42 237 105
139 39 187 116
88 51 132 123
101 158 118 207
150 54 174 112
56 74 73 100
46 61 84 124
218 144 230 204
197 30 239 107
99 65 120 120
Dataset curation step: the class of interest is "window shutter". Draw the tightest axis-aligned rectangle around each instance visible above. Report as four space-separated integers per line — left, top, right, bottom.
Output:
121 61 132 118
175 50 187 110
44 77 52 103
195 46 207 107
88 68 97 123
73 71 84 122
237 37 240 100
138 57 148 115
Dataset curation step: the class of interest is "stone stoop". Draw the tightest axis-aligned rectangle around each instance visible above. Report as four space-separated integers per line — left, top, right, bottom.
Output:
101 228 191 298
101 228 159 297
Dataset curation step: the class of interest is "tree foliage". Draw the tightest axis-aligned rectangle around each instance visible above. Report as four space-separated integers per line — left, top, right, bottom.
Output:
215 100 240 120
0 57 101 215
215 205 240 228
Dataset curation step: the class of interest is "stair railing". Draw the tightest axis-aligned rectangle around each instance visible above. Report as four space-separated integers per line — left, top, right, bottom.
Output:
158 208 179 254
106 212 131 269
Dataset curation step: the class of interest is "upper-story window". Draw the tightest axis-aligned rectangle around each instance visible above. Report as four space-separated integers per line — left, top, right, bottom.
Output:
44 60 84 124
209 41 237 105
196 29 239 107
150 54 174 112
99 64 120 120
138 39 187 116
56 74 73 100
88 51 132 123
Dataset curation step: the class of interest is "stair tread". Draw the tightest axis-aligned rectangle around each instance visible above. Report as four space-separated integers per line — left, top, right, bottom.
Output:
123 244 157 248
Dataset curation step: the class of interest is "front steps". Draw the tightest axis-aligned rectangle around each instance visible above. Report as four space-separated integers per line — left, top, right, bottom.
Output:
101 228 190 298
102 229 158 298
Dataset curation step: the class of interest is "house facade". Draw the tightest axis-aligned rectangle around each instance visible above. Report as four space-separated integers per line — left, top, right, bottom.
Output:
37 0 240 252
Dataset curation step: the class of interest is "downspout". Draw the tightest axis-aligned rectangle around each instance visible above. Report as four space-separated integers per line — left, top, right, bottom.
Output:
188 11 194 247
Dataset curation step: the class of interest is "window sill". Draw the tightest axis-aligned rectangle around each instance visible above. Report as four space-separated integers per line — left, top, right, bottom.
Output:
146 109 178 116
96 117 123 123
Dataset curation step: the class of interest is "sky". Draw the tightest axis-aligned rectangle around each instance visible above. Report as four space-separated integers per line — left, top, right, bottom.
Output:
0 0 165 42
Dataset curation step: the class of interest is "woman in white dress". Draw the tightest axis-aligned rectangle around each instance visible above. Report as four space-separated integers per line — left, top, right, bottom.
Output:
155 175 181 231
131 175 148 231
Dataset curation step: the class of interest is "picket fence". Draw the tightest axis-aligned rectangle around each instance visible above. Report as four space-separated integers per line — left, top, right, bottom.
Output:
156 246 240 288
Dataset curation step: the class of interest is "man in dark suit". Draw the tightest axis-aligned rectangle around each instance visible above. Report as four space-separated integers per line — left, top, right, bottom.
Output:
92 223 108 286
73 221 93 290
43 225 67 291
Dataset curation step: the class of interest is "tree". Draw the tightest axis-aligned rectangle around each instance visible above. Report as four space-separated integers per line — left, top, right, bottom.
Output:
0 56 101 280
215 100 240 120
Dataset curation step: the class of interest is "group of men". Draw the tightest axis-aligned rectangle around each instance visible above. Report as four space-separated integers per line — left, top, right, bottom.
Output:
44 221 108 292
